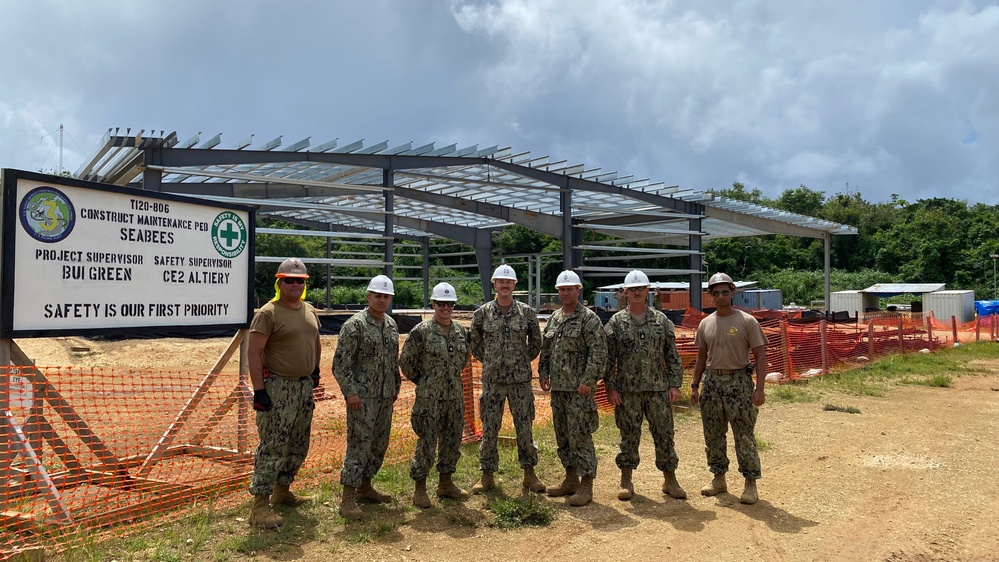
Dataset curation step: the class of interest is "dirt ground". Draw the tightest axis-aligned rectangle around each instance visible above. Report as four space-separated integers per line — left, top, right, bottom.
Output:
16 336 999 562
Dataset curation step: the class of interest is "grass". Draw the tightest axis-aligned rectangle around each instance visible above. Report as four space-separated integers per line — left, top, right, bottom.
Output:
823 403 862 414
800 341 994 397
769 384 818 404
754 437 770 451
486 496 557 529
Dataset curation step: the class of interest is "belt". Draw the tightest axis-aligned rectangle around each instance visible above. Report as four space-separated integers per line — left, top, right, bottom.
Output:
264 367 311 381
711 368 745 375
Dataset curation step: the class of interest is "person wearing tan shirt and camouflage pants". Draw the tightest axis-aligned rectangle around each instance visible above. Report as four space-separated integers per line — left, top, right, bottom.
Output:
690 272 768 505
247 258 322 529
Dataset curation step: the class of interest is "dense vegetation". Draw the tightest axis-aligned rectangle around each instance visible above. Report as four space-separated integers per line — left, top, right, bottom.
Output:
254 184 999 307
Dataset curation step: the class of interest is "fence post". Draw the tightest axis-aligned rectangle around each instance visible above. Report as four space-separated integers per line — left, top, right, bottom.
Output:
976 314 981 342
820 318 829 374
925 314 934 351
0 342 10 506
951 315 958 345
897 316 904 353
868 320 875 358
780 320 792 379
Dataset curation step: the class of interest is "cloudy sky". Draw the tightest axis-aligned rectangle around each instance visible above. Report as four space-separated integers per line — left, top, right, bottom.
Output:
1 0 996 205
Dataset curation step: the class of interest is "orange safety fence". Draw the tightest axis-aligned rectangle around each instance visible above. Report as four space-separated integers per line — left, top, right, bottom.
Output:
2 310 997 558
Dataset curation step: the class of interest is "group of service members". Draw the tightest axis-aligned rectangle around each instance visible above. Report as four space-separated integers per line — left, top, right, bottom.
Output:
245 258 767 529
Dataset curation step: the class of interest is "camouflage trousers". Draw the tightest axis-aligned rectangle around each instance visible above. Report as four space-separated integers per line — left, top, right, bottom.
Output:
479 381 538 472
410 397 464 480
614 390 678 472
700 371 761 479
551 391 599 477
340 397 395 488
249 376 315 495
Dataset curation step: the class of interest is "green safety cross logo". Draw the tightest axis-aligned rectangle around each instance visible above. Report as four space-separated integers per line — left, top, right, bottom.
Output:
211 211 247 258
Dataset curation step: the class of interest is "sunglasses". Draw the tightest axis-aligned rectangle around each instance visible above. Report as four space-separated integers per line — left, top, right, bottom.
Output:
433 301 455 308
711 290 731 297
281 278 306 285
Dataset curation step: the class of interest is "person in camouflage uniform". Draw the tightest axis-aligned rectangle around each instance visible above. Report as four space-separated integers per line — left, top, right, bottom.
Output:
247 258 322 529
470 264 546 493
604 270 688 501
333 274 401 520
690 272 768 505
399 282 471 508
539 270 607 507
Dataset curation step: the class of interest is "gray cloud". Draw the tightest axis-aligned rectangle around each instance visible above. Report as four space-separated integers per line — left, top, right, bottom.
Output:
0 0 995 205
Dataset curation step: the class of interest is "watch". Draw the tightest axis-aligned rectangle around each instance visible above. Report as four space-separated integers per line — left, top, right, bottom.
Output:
690 383 699 389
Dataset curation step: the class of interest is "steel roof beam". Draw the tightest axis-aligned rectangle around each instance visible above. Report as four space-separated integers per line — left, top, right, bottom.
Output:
487 159 703 216
392 185 563 238
704 205 832 239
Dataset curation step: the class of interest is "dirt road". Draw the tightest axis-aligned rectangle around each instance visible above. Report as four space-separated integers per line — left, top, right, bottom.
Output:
345 369 999 562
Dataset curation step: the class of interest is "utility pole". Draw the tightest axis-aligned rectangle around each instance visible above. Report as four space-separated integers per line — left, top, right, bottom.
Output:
991 254 998 300
58 124 64 176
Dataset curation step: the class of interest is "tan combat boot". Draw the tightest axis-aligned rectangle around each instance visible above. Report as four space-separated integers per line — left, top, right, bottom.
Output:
471 471 495 494
740 478 758 505
339 485 364 521
413 479 431 509
357 477 392 503
270 482 313 507
617 468 634 501
568 476 594 507
522 466 547 493
547 467 580 497
249 494 283 529
436 473 469 500
700 473 727 497
662 471 688 500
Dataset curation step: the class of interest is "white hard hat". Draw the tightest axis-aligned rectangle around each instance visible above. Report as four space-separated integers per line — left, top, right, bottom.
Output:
276 257 309 278
554 270 582 288
431 282 458 302
707 272 735 291
622 270 650 288
491 264 518 282
366 274 395 295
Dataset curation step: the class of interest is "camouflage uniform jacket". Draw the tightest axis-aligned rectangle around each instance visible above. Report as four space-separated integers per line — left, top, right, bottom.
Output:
470 299 542 384
539 306 607 391
399 319 470 400
333 308 401 398
604 308 683 392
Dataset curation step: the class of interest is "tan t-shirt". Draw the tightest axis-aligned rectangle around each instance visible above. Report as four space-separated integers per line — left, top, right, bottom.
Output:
694 310 767 370
250 300 320 378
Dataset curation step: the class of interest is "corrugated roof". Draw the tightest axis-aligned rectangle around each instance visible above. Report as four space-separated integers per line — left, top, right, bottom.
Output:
75 129 857 246
861 283 947 296
598 281 759 290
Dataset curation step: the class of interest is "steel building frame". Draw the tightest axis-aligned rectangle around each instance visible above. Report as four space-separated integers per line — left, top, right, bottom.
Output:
77 129 858 309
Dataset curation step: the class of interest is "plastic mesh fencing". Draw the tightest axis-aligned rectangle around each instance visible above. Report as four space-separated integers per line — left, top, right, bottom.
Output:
2 310 992 558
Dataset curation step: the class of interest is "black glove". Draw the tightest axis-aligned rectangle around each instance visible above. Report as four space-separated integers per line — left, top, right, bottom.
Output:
311 366 321 389
253 389 273 412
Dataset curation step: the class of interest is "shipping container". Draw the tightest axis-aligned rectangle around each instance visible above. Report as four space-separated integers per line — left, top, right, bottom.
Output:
733 289 783 310
924 290 975 324
829 290 879 317
594 289 699 311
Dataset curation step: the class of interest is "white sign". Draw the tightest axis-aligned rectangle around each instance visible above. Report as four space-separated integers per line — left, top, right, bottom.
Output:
8 374 32 409
2 170 255 337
